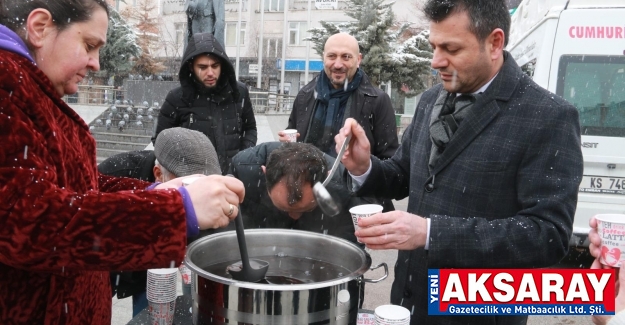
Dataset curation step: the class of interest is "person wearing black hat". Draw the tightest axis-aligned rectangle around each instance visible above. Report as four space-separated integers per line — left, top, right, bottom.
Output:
99 127 221 317
153 32 257 174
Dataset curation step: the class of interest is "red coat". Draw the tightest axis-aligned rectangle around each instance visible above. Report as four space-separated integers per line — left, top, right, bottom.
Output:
0 51 188 324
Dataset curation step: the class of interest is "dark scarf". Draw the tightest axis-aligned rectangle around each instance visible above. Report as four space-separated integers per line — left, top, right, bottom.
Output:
307 69 363 156
428 90 478 171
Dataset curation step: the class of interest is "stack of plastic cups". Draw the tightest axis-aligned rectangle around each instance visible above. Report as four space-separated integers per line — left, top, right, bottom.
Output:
146 268 178 325
374 305 410 325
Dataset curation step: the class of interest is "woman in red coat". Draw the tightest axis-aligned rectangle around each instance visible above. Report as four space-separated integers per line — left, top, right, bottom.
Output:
0 1 244 324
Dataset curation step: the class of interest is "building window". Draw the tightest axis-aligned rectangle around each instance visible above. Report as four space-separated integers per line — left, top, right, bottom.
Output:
225 22 246 46
266 38 282 57
288 22 308 45
264 0 284 11
175 22 186 46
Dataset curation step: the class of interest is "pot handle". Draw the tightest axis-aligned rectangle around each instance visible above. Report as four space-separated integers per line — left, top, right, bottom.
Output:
362 263 388 283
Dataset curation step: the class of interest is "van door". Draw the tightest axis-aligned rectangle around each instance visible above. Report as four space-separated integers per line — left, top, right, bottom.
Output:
550 7 625 243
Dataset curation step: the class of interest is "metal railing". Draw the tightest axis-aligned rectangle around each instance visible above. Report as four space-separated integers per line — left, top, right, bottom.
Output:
63 85 297 115
249 91 296 114
63 85 125 105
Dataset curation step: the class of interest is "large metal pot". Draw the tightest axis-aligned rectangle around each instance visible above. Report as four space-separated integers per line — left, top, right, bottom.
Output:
185 229 387 325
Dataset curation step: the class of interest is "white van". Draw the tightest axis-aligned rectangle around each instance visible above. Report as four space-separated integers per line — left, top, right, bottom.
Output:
507 0 625 247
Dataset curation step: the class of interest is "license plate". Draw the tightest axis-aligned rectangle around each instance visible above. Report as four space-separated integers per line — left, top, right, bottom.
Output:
579 176 625 194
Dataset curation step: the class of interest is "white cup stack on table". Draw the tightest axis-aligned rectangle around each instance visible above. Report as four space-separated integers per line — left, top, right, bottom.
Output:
146 268 178 325
374 304 411 325
349 204 383 243
283 129 298 142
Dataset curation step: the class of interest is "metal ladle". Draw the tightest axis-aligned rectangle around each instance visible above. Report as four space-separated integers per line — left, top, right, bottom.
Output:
312 134 352 217
227 207 270 282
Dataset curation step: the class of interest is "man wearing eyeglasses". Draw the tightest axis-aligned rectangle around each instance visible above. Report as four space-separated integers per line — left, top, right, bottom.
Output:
278 32 399 162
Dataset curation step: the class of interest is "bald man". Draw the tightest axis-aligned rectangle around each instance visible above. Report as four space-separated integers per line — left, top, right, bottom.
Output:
279 32 399 160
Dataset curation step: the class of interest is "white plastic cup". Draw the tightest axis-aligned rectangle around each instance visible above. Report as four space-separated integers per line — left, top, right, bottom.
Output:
283 129 298 142
179 262 192 285
182 176 203 187
374 304 410 325
595 214 625 267
349 204 383 243
148 300 176 325
146 268 178 303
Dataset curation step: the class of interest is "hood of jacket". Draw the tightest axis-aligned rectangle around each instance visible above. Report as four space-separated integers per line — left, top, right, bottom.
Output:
179 32 240 101
0 24 34 63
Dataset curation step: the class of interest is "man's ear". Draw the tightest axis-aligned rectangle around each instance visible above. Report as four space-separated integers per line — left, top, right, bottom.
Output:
26 9 54 49
261 165 266 174
153 165 163 182
486 28 505 61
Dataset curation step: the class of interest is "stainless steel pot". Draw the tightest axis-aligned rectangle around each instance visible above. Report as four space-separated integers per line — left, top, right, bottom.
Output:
184 229 387 325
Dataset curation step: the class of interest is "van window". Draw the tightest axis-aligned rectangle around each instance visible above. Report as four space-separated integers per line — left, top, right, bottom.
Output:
556 55 625 138
520 59 536 78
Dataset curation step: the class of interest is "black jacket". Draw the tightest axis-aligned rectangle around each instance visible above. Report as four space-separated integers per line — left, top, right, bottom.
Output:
98 151 155 299
153 33 257 174
287 72 399 159
230 142 393 246
97 150 155 182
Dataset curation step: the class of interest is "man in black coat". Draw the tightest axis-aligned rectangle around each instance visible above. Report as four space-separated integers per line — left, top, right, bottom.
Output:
153 32 257 174
230 142 389 246
334 0 584 324
278 33 398 160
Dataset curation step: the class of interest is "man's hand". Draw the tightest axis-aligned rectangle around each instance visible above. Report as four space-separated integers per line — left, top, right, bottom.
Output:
277 130 299 143
335 118 371 176
592 265 623 325
355 211 428 250
589 216 605 263
183 175 245 230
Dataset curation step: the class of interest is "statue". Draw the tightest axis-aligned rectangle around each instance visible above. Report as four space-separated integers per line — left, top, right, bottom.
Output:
185 0 225 47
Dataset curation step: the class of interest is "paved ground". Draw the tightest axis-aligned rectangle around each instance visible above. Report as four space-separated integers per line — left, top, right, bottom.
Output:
106 111 595 325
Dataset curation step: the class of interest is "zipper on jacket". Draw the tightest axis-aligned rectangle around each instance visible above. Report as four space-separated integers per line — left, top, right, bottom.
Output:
190 113 194 126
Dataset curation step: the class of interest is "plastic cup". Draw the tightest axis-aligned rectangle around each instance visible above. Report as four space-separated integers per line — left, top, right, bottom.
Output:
146 268 178 303
374 304 410 325
283 129 298 142
349 204 383 243
595 214 625 267
148 300 176 325
179 262 192 285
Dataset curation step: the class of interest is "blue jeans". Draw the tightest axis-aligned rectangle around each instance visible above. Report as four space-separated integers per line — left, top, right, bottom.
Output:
132 291 148 317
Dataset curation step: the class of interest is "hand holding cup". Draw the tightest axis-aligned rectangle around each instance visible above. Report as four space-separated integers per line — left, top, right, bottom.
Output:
278 129 299 143
592 214 625 267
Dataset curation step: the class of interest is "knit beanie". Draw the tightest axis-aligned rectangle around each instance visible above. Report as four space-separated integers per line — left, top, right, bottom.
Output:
154 127 221 176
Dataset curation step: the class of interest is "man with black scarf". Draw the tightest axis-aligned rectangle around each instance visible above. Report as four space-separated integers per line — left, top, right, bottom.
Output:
279 33 398 160
153 32 257 174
